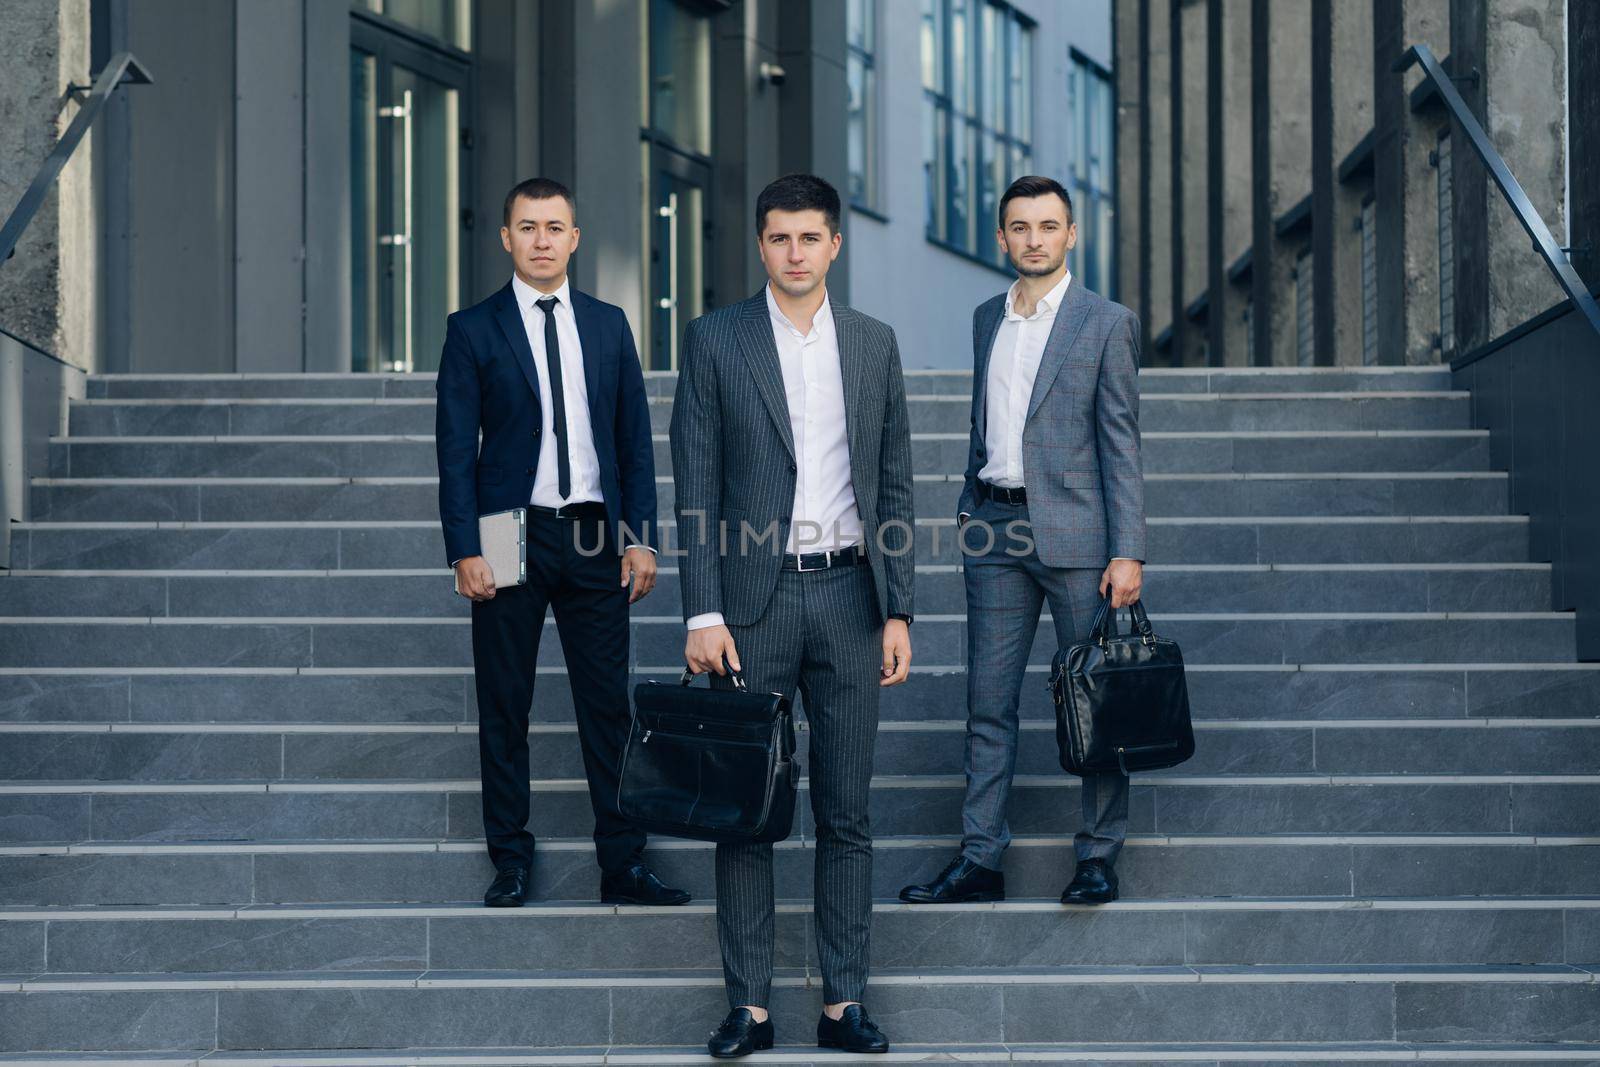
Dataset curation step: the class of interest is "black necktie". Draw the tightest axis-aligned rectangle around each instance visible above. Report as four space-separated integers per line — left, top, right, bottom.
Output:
535 295 571 499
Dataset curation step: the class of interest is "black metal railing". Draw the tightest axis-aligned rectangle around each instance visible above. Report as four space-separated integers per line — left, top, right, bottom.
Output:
0 52 151 267
1393 43 1600 342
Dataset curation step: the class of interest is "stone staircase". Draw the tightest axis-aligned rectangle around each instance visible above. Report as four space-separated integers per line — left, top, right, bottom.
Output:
1 365 1598 1064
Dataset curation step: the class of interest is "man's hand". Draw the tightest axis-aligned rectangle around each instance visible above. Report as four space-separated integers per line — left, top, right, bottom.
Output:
454 556 497 602
621 547 657 604
1099 558 1143 608
686 624 741 676
880 618 911 686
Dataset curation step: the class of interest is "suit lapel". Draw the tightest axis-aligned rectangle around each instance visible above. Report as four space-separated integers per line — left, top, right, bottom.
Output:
736 291 798 461
492 282 542 405
832 303 865 462
1025 280 1092 423
570 288 603 405
973 297 1005 441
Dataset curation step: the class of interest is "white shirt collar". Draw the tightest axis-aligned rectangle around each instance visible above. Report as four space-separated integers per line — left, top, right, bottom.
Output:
765 282 833 340
512 273 571 315
1003 269 1073 321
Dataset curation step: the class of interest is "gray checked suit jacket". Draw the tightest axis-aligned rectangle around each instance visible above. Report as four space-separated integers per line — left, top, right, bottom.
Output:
669 290 916 627
957 280 1147 568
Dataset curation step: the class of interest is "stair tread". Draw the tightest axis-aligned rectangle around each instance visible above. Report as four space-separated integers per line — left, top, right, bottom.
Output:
6 895 1600 919
7 963 1597 988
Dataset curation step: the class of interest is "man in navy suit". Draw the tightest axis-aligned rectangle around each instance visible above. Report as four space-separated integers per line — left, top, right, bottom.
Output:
435 177 688 909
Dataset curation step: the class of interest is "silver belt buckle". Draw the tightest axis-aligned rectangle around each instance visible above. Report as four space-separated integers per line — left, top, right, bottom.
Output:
794 550 818 572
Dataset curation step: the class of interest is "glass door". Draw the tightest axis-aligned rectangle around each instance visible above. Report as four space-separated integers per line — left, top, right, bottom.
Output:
648 147 711 372
350 18 472 373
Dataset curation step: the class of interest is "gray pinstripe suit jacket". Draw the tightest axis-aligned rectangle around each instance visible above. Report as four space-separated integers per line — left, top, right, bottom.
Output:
669 290 916 627
957 280 1147 568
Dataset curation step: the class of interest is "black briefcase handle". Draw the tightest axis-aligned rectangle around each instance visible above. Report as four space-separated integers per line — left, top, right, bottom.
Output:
1088 596 1156 648
679 655 748 691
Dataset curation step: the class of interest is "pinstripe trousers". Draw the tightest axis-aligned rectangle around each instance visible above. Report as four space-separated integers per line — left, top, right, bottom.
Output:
959 496 1131 869
709 560 882 1009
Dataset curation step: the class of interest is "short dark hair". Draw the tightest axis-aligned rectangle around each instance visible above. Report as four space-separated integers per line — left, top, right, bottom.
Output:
755 173 841 236
503 178 576 228
997 175 1073 229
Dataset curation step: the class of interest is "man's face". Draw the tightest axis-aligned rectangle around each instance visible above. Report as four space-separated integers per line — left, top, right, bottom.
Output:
997 194 1076 277
757 208 841 298
501 196 579 286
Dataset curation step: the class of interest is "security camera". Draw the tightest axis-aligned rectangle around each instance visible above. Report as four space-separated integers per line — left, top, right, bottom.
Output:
759 62 787 87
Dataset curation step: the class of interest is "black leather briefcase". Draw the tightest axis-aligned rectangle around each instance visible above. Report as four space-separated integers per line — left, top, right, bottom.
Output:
1048 597 1195 776
618 666 798 844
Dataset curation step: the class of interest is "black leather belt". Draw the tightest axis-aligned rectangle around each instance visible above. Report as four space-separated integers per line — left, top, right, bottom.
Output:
979 481 1027 506
528 501 608 519
781 544 870 572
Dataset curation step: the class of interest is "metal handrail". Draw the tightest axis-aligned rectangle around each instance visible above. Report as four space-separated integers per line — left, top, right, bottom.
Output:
1393 44 1600 341
0 52 152 267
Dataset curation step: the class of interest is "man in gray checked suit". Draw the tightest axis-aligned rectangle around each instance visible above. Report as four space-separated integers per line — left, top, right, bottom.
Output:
671 174 914 1058
900 175 1146 910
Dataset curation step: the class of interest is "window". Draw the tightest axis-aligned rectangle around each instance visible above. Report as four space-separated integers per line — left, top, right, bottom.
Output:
648 0 711 156
1360 196 1377 364
1294 247 1314 366
921 0 1033 266
1435 131 1455 355
355 0 471 50
1067 48 1115 298
847 0 879 212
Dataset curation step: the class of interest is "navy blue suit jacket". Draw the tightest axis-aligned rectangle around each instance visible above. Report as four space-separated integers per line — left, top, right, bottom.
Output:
435 279 655 566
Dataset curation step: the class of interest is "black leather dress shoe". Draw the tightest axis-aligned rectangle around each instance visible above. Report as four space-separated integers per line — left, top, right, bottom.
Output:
817 1003 889 1053
600 862 691 906
708 1008 773 1058
899 856 1005 904
1061 858 1119 905
484 866 529 907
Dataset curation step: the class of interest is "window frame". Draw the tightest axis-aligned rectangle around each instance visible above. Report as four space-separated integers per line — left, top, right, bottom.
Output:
847 0 882 214
921 0 1035 267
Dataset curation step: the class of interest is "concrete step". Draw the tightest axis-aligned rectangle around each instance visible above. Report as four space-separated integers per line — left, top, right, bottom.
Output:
2 773 1595 844
0 965 1593 1052
68 391 1474 437
29 471 1516 523
3 832 1596 907
0 612 1574 669
2 718 1596 783
11 1044 1600 1066
4 898 1598 976
0 564 1555 618
6 663 1596 726
82 365 1457 399
8 515 1532 571
45 430 1494 479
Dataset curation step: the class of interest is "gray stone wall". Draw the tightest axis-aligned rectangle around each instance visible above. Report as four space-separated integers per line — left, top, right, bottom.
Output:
0 0 95 372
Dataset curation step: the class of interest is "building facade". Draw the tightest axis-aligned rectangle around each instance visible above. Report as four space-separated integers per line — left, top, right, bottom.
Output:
0 0 1114 376
1115 0 1598 367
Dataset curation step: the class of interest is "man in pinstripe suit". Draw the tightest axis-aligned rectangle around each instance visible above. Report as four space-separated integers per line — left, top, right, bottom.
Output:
670 174 914 1058
899 175 1147 910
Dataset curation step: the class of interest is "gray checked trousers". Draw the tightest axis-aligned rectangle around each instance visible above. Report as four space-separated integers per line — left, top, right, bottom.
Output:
959 496 1131 869
709 560 882 1009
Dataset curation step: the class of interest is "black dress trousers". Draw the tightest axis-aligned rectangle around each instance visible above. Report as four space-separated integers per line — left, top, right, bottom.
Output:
470 508 645 875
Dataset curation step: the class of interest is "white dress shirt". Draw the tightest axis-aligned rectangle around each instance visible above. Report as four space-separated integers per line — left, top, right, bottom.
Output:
512 273 604 509
686 284 863 631
979 269 1072 488
969 269 1133 562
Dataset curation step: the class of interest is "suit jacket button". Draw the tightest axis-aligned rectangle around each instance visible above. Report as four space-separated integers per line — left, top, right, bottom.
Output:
525 467 535 474
788 463 797 473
